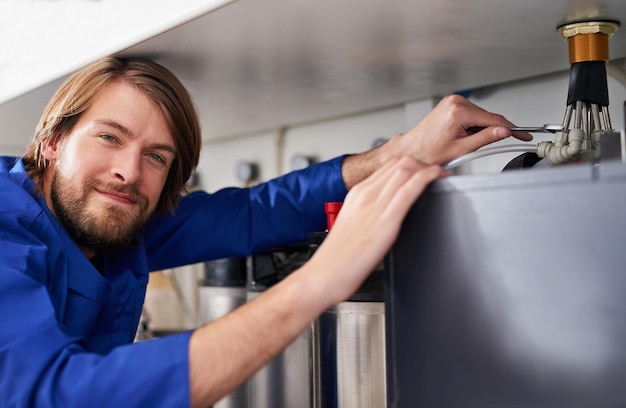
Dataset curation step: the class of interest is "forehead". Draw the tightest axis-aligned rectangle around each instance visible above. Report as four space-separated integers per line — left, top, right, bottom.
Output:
77 81 175 147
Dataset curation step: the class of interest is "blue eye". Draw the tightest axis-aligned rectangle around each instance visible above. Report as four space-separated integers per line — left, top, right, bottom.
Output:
147 152 166 165
101 134 117 142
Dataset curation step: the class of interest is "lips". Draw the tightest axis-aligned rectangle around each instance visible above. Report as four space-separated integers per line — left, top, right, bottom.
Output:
95 187 138 205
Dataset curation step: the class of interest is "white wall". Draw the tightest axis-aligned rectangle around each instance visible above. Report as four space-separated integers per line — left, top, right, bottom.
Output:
0 79 63 156
193 107 406 191
197 131 279 191
282 107 405 171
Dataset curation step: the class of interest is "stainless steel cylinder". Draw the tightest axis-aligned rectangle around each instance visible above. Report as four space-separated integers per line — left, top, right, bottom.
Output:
198 285 248 408
311 301 387 408
246 291 310 408
199 286 247 324
199 258 248 408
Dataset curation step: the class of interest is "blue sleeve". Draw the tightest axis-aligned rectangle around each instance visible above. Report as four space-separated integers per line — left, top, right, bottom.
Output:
144 156 348 271
0 217 191 407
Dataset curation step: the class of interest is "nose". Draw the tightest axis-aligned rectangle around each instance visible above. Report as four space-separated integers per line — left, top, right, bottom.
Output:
111 150 142 185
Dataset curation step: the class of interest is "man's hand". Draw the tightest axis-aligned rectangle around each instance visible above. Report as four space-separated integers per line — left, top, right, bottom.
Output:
396 94 532 165
305 156 445 304
341 95 532 189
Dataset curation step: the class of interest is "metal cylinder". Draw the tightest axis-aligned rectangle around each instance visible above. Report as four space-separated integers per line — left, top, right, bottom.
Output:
246 291 310 408
311 300 386 408
308 228 387 407
247 246 311 408
199 285 247 325
198 258 248 408
557 20 619 64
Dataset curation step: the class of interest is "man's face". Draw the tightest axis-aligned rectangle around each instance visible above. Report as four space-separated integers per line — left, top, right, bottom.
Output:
41 81 176 257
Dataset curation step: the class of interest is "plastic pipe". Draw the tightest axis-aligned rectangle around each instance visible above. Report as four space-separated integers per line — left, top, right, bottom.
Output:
444 144 539 170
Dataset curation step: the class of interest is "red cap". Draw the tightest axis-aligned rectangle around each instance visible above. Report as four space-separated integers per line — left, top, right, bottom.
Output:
324 202 343 231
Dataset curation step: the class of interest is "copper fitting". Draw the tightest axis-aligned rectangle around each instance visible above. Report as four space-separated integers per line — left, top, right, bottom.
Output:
567 33 609 63
557 21 620 64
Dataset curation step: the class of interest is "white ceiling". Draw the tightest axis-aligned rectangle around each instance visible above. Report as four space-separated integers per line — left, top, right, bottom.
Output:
1 0 626 149
0 0 233 104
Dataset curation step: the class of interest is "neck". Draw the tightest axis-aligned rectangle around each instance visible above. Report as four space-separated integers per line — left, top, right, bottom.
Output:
89 252 105 276
81 246 98 260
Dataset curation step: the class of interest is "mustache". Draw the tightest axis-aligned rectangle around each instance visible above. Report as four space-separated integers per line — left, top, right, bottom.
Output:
84 177 149 208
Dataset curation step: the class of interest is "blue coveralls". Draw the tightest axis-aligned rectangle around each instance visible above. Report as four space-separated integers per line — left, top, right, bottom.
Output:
0 156 347 407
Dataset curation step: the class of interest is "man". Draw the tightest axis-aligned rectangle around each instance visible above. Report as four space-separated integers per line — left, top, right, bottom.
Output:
0 57 530 407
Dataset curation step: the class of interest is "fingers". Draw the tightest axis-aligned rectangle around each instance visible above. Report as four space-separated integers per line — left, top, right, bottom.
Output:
347 156 442 228
307 157 443 304
382 162 442 221
369 156 431 195
350 154 430 199
438 95 533 142
375 95 529 178
512 131 533 142
429 95 535 161
456 126 513 154
453 127 531 161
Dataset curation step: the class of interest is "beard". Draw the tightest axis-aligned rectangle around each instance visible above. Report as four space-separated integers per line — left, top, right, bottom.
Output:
50 172 151 253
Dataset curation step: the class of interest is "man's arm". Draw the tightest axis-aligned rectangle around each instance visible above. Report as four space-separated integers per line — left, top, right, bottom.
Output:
144 156 348 271
340 95 532 189
185 96 530 405
187 157 444 407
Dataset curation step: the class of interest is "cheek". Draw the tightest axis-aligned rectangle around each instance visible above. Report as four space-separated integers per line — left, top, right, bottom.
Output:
55 141 107 179
144 172 170 211
55 150 82 180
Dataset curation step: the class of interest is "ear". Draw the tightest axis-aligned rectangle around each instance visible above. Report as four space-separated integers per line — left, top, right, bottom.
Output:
40 134 62 161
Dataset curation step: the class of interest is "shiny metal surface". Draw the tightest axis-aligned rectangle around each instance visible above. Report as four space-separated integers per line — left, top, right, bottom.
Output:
509 125 564 133
198 286 247 324
198 286 248 408
466 124 564 133
246 291 310 408
311 301 386 408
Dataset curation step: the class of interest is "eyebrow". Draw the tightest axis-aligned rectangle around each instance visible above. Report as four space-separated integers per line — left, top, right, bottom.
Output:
95 119 177 155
